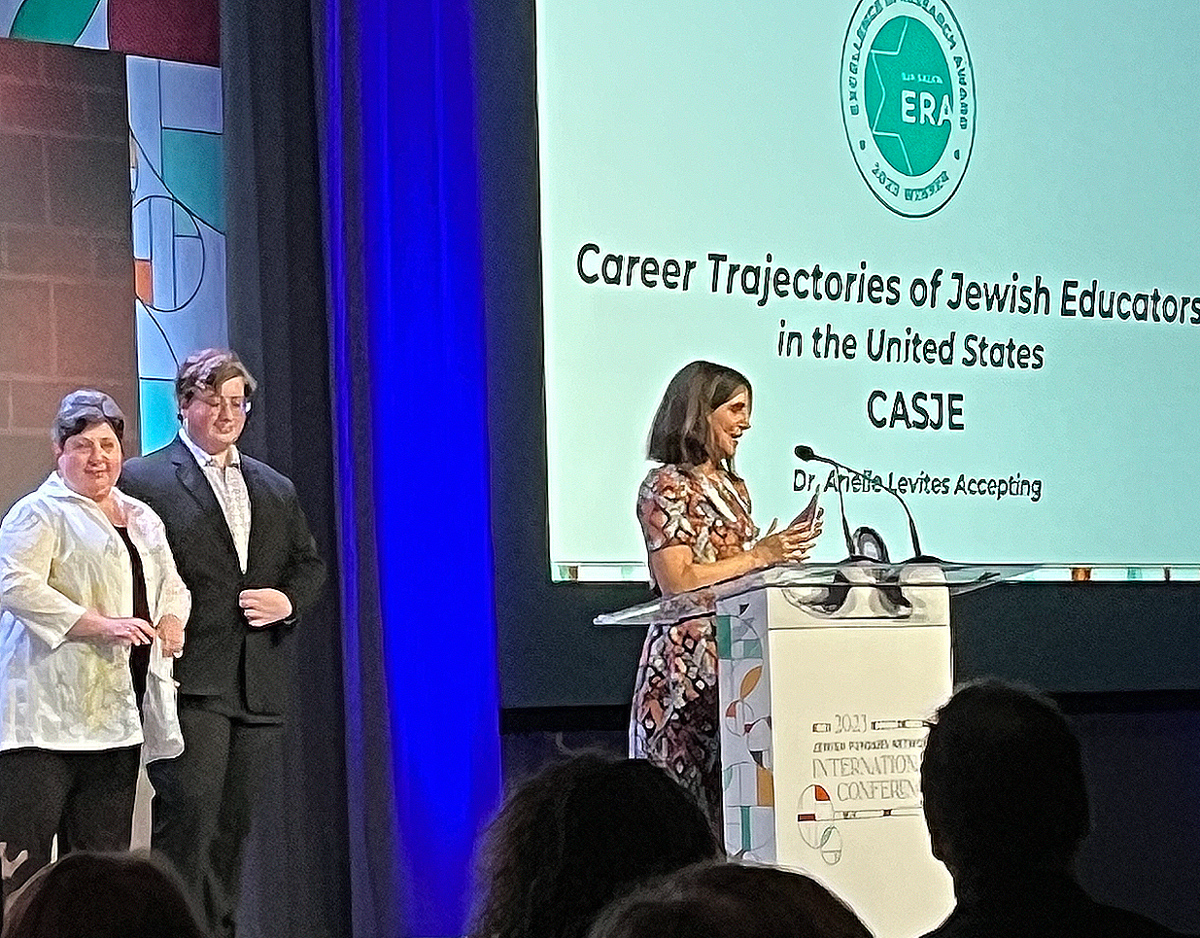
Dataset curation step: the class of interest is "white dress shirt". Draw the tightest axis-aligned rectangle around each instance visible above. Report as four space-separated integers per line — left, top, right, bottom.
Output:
178 428 251 573
0 473 190 761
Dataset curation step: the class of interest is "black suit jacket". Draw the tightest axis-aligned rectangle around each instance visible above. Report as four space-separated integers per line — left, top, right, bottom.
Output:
922 873 1187 938
120 437 326 716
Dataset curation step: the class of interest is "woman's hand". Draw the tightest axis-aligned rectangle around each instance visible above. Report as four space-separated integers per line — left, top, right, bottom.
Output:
753 511 823 565
67 610 157 646
648 513 824 595
156 614 185 657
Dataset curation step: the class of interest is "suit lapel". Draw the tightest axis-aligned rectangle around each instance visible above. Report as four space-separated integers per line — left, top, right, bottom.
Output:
169 438 241 562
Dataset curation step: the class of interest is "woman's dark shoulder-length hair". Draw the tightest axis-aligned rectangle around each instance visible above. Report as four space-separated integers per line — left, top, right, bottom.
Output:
647 361 751 473
467 752 721 938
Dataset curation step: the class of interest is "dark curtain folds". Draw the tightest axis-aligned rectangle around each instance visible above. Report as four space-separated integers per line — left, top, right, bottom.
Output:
311 0 503 933
224 0 505 933
308 0 406 935
312 0 504 930
221 1 353 936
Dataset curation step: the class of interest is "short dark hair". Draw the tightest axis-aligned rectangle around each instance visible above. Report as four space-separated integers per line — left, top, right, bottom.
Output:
587 860 872 938
175 347 258 411
647 361 751 472
921 679 1090 876
3 851 207 938
51 389 125 449
468 753 721 938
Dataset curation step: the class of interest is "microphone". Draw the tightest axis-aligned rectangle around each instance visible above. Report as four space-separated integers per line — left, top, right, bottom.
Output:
794 445 940 563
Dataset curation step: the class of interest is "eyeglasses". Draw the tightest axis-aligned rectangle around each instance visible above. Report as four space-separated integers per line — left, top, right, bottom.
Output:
192 395 252 415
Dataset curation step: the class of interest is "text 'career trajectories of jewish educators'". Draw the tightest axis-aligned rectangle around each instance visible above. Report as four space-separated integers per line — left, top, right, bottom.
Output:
535 0 1200 574
575 245 1198 434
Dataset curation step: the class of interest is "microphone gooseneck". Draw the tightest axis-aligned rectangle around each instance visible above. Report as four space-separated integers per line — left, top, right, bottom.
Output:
795 444 936 563
794 445 855 557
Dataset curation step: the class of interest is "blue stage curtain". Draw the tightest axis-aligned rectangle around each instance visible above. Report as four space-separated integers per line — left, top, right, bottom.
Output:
312 0 503 934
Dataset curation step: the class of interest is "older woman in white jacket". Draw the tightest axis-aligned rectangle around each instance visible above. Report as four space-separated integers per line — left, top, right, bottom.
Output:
0 390 189 898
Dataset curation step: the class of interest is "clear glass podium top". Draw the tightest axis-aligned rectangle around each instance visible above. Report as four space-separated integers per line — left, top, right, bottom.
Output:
593 562 1200 627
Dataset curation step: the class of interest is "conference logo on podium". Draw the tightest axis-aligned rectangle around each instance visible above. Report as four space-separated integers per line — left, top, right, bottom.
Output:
840 0 976 217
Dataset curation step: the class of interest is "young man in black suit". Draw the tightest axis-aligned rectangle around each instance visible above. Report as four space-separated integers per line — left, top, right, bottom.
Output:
121 348 325 938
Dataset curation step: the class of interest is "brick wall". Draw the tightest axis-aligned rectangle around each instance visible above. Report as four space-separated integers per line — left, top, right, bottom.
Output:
0 40 137 517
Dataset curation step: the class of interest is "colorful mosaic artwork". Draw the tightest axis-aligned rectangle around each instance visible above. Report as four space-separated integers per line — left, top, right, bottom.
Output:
1 0 224 453
716 593 778 862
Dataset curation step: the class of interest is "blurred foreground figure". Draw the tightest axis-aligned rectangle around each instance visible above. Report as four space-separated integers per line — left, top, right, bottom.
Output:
919 680 1184 938
467 753 721 938
586 859 872 938
3 851 206 938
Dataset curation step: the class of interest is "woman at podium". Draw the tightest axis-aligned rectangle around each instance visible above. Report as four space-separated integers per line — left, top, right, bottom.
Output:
631 361 821 821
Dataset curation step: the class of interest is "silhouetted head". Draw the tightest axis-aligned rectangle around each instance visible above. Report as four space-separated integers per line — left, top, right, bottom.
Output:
3 851 206 938
921 680 1090 881
586 860 872 938
468 753 721 938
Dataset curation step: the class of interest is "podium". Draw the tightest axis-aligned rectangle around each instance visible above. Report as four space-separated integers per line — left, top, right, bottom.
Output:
597 561 1037 938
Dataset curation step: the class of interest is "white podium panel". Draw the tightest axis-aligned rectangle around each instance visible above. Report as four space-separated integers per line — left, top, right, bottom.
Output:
717 572 954 938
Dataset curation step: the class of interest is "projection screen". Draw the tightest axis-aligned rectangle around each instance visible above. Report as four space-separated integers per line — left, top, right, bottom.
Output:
536 0 1200 579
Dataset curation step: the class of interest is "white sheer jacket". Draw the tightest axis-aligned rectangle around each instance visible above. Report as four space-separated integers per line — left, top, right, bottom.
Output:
0 473 190 762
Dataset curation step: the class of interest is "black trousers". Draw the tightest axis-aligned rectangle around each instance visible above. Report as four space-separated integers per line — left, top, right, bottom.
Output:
147 698 282 938
0 745 140 898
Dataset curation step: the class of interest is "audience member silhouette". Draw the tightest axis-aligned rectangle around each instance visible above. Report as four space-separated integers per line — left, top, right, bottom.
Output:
467 753 721 938
919 680 1184 938
1 850 207 938
586 859 872 938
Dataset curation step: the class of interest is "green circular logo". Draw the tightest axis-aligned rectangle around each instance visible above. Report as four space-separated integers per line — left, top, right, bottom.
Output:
841 0 975 217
